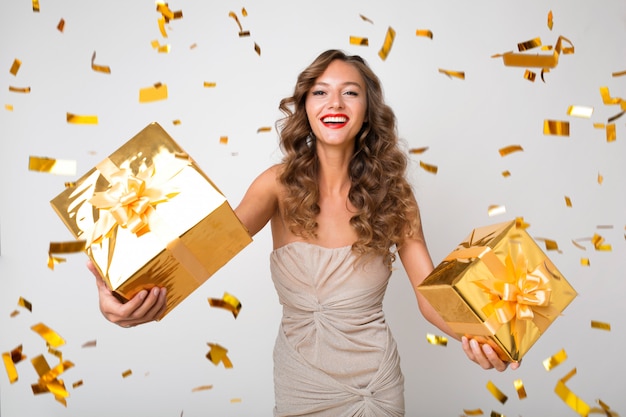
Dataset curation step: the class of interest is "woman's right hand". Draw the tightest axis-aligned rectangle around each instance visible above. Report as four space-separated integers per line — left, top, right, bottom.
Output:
87 260 167 328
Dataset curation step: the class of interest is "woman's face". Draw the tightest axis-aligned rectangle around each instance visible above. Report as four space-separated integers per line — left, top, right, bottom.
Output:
305 59 367 150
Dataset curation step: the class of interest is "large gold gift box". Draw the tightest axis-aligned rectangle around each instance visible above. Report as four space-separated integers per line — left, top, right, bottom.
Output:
417 220 577 362
50 122 252 318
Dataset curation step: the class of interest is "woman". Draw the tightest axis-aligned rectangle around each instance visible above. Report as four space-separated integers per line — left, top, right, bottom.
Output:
89 49 517 416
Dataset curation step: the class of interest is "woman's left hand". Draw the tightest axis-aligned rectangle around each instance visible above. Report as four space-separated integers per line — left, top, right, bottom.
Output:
462 336 520 372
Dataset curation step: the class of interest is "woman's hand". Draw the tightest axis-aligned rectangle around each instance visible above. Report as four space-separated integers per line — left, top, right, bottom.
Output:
462 336 520 372
87 260 167 328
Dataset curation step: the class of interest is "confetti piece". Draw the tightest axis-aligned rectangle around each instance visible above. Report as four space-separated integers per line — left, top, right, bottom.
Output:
518 37 542 52
3 353 18 383
203 81 216 88
490 412 504 417
499 35 574 68
82 340 97 348
540 68 550 82
173 119 181 125
515 217 530 229
580 258 590 266
122 369 132 378
564 196 572 207
415 29 433 39
228 11 248 36
543 120 569 136
158 17 167 37
257 126 271 133
487 204 506 217
359 14 374 24
192 385 213 392
548 10 554 30
597 172 603 184
241 7 247 17
535 237 560 251
66 112 98 124
591 233 612 251
139 83 168 102
378 27 396 61
9 86 30 93
219 136 228 145
189 43 197 49
18 296 32 312
150 40 171 53
593 123 605 129
419 160 438 174
30 354 73 404
514 379 527 400
31 323 65 348
206 343 233 368
208 292 242 318
231 398 242 403
554 368 591 416
438 69 465 80
10 310 19 317
591 320 611 331
409 147 428 154
349 36 369 46
523 70 536 82
29 156 77 176
612 70 626 77
606 124 616 142
592 399 619 417
5 104 13 111
501 170 511 177
498 145 523 156
72 380 83 389
9 59 21 76
32 0 40 12
607 111 624 123
426 333 447 346
486 380 508 404
543 348 567 371
91 51 111 74
254 43 261 56
566 105 593 118
463 409 484 416
57 18 65 32
599 86 623 106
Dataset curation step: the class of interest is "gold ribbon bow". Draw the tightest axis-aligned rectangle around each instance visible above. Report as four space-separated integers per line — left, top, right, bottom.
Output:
86 166 179 247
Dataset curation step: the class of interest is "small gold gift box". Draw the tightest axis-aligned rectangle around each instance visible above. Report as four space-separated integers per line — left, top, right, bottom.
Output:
417 220 577 362
50 122 252 318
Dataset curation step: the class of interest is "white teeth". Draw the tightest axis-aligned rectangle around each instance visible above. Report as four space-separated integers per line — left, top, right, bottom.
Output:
322 116 347 123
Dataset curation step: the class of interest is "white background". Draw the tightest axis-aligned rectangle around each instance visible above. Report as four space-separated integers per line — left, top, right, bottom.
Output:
1 1 625 416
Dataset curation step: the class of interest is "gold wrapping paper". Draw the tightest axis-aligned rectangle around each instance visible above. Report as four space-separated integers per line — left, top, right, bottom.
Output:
417 220 577 362
50 122 252 318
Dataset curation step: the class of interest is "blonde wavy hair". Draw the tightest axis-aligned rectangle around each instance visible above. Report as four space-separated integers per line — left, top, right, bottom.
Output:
277 49 420 267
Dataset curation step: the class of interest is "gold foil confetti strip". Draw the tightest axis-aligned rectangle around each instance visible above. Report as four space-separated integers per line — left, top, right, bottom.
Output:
591 233 611 251
139 83 168 102
597 225 613 229
597 172 603 184
122 369 132 378
500 35 574 68
543 120 569 136
206 343 233 368
524 70 536 82
192 385 213 392
10 310 19 317
48 256 66 269
564 196 572 207
9 86 31 93
57 18 65 32
241 7 247 16
518 37 542 51
580 258 590 266
2 352 19 383
82 340 97 348
91 51 111 74
72 380 83 389
486 380 508 404
378 27 396 61
501 170 511 177
30 355 73 404
208 292 242 318
536 237 560 251
231 398 242 403
438 69 465 80
490 412 504 417
190 43 197 49
426 333 447 346
514 379 527 400
29 156 77 176
173 119 181 125
515 217 530 229
419 161 438 174
498 145 523 156
592 399 619 417
409 146 428 154
32 0 40 12
607 111 624 123
31 323 65 348
612 70 626 77
416 29 433 39
350 36 369 46
66 112 98 124
593 123 605 129
158 17 167 37
5 104 14 111
257 126 271 133
254 42 261 56
554 368 591 416
49 240 86 255
463 409 484 416
567 105 593 118
548 10 554 30
9 59 21 76
228 11 249 36
151 40 171 53
591 320 611 331
606 124 616 142
360 14 374 24
220 136 228 145
18 296 32 312
543 348 567 371
540 68 550 82
48 347 63 362
599 86 623 106
487 204 506 217
203 81 216 88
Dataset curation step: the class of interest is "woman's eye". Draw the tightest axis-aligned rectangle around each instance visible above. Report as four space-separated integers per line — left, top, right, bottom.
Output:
344 91 358 96
311 90 325 96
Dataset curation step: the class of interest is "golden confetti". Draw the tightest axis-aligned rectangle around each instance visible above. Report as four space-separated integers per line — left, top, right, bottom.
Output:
206 343 233 368
548 10 554 30
438 69 465 80
139 83 168 102
426 333 448 346
57 18 65 32
82 340 97 348
486 380 508 404
501 170 511 178
591 320 611 331
518 37 542 51
567 105 593 118
31 323 65 348
66 112 98 124
203 81 216 88
30 354 74 405
543 348 567 371
172 119 181 125
612 70 626 77
219 136 228 145
419 160 438 174
498 145 523 156
597 225 613 229
254 42 261 56
490 412 504 417
564 196 572 207
48 241 86 269
10 310 19 317
158 17 167 37
122 369 132 378
599 86 623 106
543 120 569 136
535 237 560 251
192 385 213 392
514 379 527 400
606 124 616 142
28 156 77 176
9 59 21 76
349 36 369 46
540 68 550 82
591 233 612 251
5 104 13 111
2 354 18 383
607 110 624 123
359 14 374 24
241 7 247 17
554 368 591 416
515 217 530 229
378 26 396 61
72 380 83 389
18 296 32 312
208 292 242 318
463 409 484 416
32 0 39 12
499 35 574 68
257 126 271 133
9 86 31 93
415 29 433 39
580 258 590 266
593 123 605 129
150 40 171 53
487 204 506 217
228 11 248 36
524 69 536 82
592 399 619 417
190 43 197 49
230 398 242 403
597 172 603 184
409 147 428 154
91 51 111 74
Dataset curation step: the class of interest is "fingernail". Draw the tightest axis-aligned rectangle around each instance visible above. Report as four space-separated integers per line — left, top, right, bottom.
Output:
483 344 493 354
470 339 478 349
152 287 160 296
138 291 147 300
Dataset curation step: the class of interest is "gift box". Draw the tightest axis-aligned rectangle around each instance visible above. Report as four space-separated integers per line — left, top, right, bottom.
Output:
417 220 577 362
50 122 252 318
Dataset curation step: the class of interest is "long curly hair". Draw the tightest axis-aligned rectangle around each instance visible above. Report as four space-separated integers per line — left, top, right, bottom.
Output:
276 49 420 267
